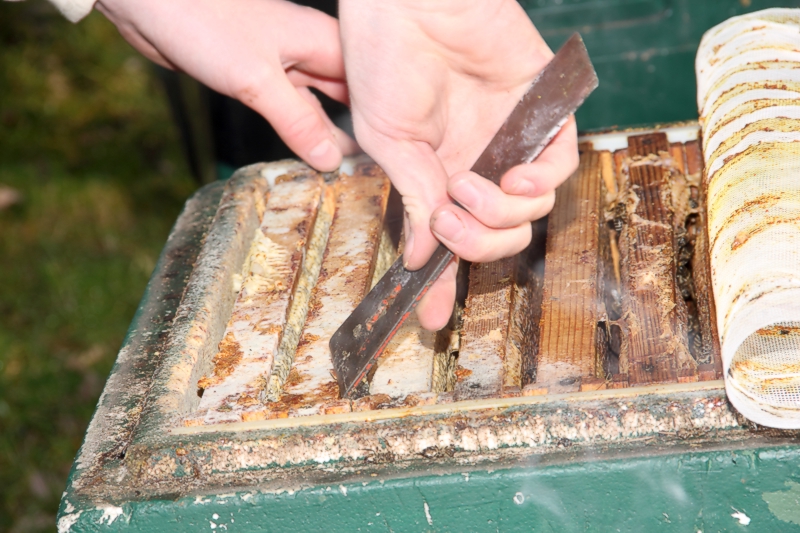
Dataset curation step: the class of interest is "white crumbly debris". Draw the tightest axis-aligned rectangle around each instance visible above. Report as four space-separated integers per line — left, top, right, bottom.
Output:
424 502 433 526
57 509 82 533
97 505 125 525
731 510 751 526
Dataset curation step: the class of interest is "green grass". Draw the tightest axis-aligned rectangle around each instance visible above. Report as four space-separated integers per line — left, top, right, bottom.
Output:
0 3 197 531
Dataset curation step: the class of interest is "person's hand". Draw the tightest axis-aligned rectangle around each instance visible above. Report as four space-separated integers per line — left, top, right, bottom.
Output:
97 0 358 172
340 0 579 330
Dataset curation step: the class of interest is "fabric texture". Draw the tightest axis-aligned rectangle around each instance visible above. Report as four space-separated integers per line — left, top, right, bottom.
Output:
4 0 96 22
697 8 800 428
50 0 95 22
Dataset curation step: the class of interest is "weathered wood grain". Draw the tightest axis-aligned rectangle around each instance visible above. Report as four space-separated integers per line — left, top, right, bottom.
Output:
685 139 723 380
195 174 324 423
617 133 695 385
272 163 391 416
519 218 548 387
598 150 622 384
370 314 436 399
455 258 515 400
535 149 603 393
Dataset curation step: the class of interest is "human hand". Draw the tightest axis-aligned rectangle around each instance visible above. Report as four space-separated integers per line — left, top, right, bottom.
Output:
97 0 358 171
340 0 579 330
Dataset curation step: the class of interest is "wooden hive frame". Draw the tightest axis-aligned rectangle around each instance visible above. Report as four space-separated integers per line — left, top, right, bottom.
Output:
63 124 782 514
171 126 725 428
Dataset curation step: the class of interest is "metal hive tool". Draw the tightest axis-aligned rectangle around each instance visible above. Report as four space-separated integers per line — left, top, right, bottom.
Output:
329 33 600 398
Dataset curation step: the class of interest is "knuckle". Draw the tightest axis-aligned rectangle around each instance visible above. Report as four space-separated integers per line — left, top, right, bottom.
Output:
491 206 516 229
282 110 324 146
228 70 271 108
533 193 557 219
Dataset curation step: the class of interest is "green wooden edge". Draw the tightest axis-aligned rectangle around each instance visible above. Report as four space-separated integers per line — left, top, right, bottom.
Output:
60 444 800 532
520 0 798 130
57 180 225 532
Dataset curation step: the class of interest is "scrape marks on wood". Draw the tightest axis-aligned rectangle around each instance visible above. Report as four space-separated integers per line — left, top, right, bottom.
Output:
370 313 436 399
685 140 723 379
274 164 391 416
196 174 324 423
616 133 695 385
455 258 515 400
536 149 603 393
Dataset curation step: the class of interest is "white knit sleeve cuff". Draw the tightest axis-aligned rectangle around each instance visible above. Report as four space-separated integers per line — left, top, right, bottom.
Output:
48 0 96 22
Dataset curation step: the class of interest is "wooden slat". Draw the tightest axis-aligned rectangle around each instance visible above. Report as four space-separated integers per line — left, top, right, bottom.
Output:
617 133 695 385
455 257 515 400
519 218 548 386
272 164 391 416
195 174 323 423
370 314 436 399
685 140 723 380
535 149 603 393
598 151 622 383
365 188 437 400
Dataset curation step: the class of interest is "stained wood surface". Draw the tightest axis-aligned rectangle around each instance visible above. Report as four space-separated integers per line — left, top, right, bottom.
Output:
685 140 723 379
617 133 695 385
519 219 548 386
196 174 323 424
272 164 391 416
179 132 725 426
535 149 603 392
455 257 516 400
370 313 436 399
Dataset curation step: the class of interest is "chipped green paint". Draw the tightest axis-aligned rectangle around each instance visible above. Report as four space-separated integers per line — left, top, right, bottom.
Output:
61 445 800 532
763 481 800 527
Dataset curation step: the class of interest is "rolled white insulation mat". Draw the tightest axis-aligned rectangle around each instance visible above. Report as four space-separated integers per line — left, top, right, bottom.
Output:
697 9 800 428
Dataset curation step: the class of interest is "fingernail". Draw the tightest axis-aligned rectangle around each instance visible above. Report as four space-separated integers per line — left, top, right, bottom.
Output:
431 210 466 244
450 178 481 210
510 178 536 196
403 213 414 268
308 138 339 170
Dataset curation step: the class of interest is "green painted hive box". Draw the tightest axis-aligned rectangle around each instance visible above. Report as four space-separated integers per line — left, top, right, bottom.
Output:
59 1 800 532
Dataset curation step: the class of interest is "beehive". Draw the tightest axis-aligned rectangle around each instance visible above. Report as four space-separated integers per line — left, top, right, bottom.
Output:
156 126 722 429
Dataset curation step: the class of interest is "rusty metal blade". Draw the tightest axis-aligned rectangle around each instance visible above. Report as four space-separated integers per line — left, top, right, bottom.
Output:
330 33 599 398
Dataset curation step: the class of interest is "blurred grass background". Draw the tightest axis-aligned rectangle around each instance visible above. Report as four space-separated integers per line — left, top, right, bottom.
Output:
0 2 197 531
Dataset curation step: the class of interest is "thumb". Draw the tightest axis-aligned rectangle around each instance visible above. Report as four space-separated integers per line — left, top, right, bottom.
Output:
246 71 343 172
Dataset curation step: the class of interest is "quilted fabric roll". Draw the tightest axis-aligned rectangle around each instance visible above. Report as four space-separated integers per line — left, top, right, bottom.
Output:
697 9 800 428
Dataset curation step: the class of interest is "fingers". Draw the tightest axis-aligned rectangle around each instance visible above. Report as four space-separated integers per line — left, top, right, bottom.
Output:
245 71 344 171
296 87 360 156
430 203 535 263
281 3 347 82
415 259 458 331
395 142 450 270
447 170 556 229
356 130 451 271
500 115 579 197
286 69 350 105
